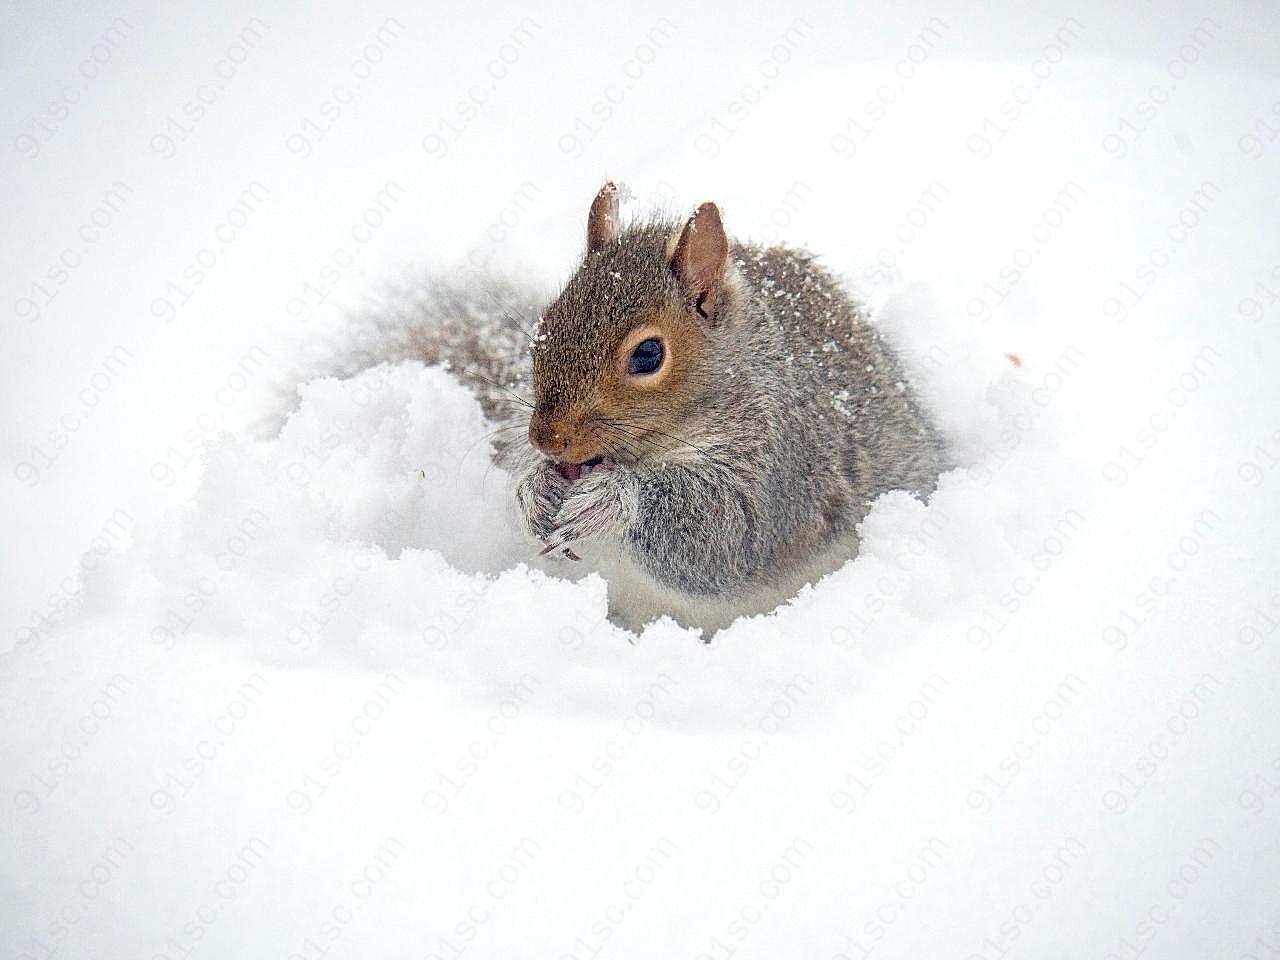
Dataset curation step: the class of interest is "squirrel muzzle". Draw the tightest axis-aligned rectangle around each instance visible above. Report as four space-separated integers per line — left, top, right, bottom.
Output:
528 412 605 470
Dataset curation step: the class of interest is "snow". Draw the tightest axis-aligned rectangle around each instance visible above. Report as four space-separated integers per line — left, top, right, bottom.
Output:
4 2 1280 958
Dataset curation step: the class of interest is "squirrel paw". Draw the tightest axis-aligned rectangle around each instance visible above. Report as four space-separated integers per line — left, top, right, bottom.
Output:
514 457 570 542
541 469 638 555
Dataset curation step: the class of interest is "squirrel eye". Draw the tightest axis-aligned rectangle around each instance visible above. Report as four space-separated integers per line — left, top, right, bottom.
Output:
627 337 664 376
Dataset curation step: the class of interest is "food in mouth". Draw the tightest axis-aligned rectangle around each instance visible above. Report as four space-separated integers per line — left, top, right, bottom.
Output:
554 455 607 483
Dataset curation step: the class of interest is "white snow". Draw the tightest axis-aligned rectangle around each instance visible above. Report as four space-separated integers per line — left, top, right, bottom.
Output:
4 2 1280 959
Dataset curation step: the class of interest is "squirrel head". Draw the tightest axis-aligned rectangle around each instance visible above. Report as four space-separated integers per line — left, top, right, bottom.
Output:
528 183 733 474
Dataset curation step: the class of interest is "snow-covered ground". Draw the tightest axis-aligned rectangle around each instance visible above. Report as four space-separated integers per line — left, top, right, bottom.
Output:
4 1 1279 957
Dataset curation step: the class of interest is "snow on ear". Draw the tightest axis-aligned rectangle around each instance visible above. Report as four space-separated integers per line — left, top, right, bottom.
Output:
586 181 620 252
670 202 728 322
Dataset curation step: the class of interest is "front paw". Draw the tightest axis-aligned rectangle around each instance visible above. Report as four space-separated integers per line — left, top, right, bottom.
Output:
542 469 638 555
514 458 569 541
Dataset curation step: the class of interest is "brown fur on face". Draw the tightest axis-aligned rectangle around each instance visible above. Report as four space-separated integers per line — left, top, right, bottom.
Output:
528 198 734 465
528 295 708 464
505 183 948 617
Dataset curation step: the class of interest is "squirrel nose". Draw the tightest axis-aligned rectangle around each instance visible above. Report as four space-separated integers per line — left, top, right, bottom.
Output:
529 420 570 458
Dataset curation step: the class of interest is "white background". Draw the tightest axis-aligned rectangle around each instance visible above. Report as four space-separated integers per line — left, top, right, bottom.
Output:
3 1 1279 958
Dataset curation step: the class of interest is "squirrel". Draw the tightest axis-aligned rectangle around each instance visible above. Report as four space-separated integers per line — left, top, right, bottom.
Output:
475 182 948 633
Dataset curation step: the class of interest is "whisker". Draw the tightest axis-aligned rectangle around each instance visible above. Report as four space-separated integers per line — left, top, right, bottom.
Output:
471 282 540 346
463 368 533 409
604 417 713 459
597 420 667 458
500 309 538 346
595 423 647 464
588 423 642 464
596 420 672 463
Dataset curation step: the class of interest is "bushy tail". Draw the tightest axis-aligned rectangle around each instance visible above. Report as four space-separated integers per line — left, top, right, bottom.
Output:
264 272 540 443
338 272 539 422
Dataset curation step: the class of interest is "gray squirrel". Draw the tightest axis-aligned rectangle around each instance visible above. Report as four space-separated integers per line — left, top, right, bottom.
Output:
393 182 946 633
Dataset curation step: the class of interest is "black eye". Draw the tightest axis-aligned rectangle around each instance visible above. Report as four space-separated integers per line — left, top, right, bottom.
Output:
627 338 664 376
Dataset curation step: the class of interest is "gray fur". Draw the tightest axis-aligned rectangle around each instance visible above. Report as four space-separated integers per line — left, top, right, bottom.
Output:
335 273 541 437
515 218 946 603
385 208 946 625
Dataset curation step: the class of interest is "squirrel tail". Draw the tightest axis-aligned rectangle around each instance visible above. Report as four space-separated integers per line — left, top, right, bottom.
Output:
347 273 538 423
276 272 538 431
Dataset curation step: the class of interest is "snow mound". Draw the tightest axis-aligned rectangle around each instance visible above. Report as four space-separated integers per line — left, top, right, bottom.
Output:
8 323 1274 959
5 11 1280 956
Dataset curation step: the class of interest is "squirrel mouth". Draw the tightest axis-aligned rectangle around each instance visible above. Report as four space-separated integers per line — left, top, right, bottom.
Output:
555 455 608 483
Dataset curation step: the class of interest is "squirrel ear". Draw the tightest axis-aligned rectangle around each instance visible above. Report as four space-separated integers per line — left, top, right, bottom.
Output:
586 181 620 252
670 202 728 321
